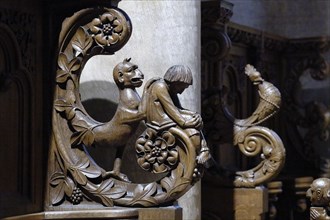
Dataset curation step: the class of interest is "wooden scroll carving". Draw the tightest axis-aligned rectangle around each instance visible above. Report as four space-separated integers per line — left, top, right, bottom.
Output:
46 6 211 209
223 64 286 187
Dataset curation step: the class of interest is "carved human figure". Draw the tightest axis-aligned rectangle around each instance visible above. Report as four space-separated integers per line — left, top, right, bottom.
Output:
92 58 146 182
307 178 330 206
142 65 211 164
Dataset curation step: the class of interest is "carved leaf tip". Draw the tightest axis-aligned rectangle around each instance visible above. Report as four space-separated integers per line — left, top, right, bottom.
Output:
244 64 257 76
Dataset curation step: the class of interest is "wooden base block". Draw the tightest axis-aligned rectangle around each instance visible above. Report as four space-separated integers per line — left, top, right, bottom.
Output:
202 185 268 220
5 206 182 220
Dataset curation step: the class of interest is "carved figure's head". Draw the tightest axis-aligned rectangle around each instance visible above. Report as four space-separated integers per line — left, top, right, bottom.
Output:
113 58 144 89
306 178 330 206
164 65 193 94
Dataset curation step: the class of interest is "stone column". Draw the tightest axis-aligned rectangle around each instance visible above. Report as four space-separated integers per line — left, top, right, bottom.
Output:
80 1 201 220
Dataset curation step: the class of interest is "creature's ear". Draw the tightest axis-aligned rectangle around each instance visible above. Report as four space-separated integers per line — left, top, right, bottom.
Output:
118 72 124 83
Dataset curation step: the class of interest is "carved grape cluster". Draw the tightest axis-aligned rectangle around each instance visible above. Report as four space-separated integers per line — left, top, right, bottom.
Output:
70 186 83 204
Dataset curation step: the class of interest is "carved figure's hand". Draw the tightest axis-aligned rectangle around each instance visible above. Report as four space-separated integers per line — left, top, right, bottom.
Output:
197 139 211 165
183 114 202 129
310 208 330 220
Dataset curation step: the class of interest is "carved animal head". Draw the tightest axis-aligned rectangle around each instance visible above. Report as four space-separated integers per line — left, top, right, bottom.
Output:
307 178 330 206
113 58 144 89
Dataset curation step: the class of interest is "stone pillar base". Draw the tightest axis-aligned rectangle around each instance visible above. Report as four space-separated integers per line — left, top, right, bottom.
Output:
202 185 268 220
5 206 182 220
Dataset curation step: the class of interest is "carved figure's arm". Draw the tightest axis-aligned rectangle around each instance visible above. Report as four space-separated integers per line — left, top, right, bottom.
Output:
179 109 197 115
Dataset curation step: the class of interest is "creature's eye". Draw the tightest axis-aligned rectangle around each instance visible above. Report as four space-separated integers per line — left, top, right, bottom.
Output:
127 67 133 72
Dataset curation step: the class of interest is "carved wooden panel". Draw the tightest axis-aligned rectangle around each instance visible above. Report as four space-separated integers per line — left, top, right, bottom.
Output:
0 9 43 218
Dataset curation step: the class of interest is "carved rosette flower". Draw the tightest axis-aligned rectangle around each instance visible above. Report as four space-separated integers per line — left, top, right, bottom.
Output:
89 13 123 47
136 129 179 174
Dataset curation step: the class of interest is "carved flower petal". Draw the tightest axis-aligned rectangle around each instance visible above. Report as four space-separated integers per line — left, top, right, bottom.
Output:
90 26 101 34
153 163 167 173
162 131 175 146
147 156 156 164
146 128 156 139
145 154 151 161
136 137 147 146
160 142 167 150
137 157 146 166
136 143 145 153
95 34 107 46
157 156 166 164
154 139 162 147
100 13 114 23
107 33 119 44
113 21 123 32
161 151 168 158
90 18 101 27
169 149 178 157
144 140 153 152
138 157 151 171
167 156 178 165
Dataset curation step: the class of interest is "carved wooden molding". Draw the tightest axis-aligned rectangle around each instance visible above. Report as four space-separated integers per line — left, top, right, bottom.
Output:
46 6 207 209
283 37 330 165
0 17 43 217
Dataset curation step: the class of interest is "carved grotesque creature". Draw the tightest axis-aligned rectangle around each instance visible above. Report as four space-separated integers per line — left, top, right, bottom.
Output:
92 58 145 182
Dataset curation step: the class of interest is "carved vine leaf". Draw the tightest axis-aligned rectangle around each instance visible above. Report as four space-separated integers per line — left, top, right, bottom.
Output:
72 27 93 57
71 129 95 147
262 151 282 174
56 53 81 84
54 99 76 120
160 163 190 197
91 179 127 206
235 170 255 187
70 120 95 147
49 172 75 205
129 183 158 206
68 158 101 186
